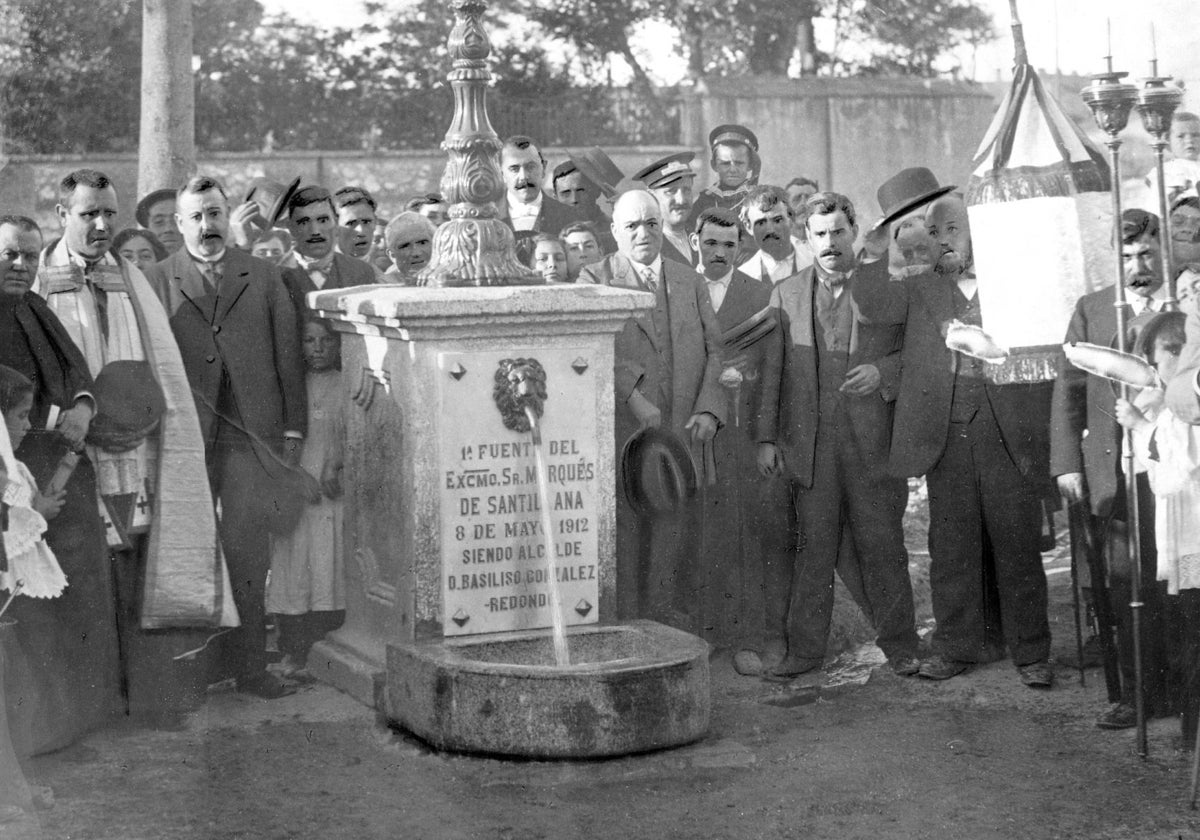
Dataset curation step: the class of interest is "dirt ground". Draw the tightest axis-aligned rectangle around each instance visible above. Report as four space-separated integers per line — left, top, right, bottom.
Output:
7 504 1200 840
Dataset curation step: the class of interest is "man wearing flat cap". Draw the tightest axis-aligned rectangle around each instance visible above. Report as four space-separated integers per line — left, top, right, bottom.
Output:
635 152 698 268
854 167 1054 689
136 188 183 254
1056 207 1171 728
689 124 760 229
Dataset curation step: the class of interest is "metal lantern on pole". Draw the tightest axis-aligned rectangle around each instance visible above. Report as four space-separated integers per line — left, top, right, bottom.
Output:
1080 48 1149 760
1135 44 1184 310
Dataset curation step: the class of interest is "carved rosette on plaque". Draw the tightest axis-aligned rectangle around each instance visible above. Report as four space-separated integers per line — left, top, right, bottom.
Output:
417 0 540 287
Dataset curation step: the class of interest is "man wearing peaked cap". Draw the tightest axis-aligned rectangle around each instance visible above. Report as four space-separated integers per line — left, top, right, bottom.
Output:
688 123 761 229
635 152 697 267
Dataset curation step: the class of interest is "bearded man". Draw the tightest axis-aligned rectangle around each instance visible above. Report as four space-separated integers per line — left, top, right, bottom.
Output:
853 167 1053 688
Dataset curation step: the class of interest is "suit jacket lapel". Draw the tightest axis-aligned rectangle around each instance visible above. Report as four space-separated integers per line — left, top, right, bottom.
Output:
213 251 251 324
614 255 659 351
175 252 217 323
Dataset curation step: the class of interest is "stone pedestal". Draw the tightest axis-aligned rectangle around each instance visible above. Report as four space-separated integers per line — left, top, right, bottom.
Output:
308 284 651 708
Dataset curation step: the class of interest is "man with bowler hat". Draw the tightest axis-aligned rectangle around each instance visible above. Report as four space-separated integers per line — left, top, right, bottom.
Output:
853 167 1054 687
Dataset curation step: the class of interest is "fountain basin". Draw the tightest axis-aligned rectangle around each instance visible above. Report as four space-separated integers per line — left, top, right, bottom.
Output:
386 620 710 758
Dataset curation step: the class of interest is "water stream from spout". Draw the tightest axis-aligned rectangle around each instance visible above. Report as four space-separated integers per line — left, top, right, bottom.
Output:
524 405 570 666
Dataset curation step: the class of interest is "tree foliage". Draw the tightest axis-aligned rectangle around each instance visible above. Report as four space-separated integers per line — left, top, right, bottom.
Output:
835 0 995 78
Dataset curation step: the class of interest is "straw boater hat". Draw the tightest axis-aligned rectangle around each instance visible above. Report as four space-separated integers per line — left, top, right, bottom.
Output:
873 167 957 230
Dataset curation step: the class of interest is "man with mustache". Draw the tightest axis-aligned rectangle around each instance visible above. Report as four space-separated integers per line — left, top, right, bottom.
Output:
739 186 812 284
684 208 789 674
1053 208 1171 727
498 135 578 238
382 212 436 285
634 152 698 267
756 192 919 679
35 169 228 724
144 175 306 699
854 167 1054 687
280 185 376 322
578 190 725 624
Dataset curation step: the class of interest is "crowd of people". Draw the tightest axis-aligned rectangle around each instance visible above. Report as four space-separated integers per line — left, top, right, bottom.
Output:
2 109 1200 764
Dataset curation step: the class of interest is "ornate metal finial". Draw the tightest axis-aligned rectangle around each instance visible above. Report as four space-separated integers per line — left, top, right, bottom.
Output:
1080 70 1139 140
1136 74 1183 141
417 0 540 287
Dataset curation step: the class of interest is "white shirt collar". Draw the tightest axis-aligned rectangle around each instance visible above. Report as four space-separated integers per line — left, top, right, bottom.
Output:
706 268 734 288
629 254 663 279
508 192 543 218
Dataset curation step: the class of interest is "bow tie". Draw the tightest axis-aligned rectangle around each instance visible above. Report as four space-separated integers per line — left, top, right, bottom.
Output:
819 270 851 288
295 252 334 273
40 263 126 294
510 201 540 219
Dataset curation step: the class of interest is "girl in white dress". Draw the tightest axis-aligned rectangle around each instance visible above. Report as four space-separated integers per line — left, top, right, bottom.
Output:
267 318 345 675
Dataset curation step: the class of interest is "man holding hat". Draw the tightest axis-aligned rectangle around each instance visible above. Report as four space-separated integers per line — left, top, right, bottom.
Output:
1056 208 1172 727
35 168 231 720
578 190 725 624
854 167 1054 688
756 191 919 679
689 124 760 228
136 188 183 254
634 152 698 267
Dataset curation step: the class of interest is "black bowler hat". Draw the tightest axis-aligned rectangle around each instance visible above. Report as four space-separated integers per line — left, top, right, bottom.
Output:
708 124 759 153
620 427 698 517
873 167 957 230
135 188 177 228
86 360 167 451
572 147 625 198
633 152 696 190
245 175 302 229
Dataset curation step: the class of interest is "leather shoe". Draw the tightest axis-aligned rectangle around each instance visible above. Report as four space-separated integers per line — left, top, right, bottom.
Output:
764 655 822 680
889 655 921 677
237 671 296 699
1017 660 1053 689
1096 702 1137 730
733 649 764 677
918 655 969 681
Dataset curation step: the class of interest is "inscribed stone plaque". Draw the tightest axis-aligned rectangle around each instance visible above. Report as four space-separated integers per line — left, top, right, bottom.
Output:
438 348 600 636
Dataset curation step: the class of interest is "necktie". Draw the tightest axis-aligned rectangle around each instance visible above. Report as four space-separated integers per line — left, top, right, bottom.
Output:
84 263 109 343
201 260 222 297
310 267 328 289
642 266 658 293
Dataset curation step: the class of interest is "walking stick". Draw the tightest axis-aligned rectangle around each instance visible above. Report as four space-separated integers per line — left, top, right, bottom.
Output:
1069 500 1123 700
1066 507 1086 687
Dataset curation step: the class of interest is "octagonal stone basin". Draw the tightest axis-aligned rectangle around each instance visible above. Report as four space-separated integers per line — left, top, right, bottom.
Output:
385 620 710 758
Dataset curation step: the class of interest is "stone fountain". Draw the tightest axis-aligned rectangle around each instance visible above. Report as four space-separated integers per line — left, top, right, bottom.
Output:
307 0 710 758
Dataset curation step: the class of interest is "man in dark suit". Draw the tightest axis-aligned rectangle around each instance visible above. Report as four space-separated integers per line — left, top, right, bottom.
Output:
854 168 1053 687
1054 209 1170 727
497 135 579 241
756 192 919 679
578 190 725 623
683 207 788 675
281 185 377 321
145 175 307 698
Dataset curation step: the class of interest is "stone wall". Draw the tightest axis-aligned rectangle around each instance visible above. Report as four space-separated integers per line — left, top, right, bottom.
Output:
680 77 999 225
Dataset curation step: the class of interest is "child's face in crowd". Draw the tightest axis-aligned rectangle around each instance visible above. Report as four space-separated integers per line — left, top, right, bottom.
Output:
534 241 567 284
1151 334 1183 384
1172 119 1200 162
5 392 33 450
303 322 340 373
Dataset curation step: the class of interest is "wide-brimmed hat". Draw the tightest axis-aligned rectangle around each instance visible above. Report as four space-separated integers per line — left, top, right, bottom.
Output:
87 360 167 451
135 188 177 228
873 167 957 230
572 148 625 198
620 427 697 516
